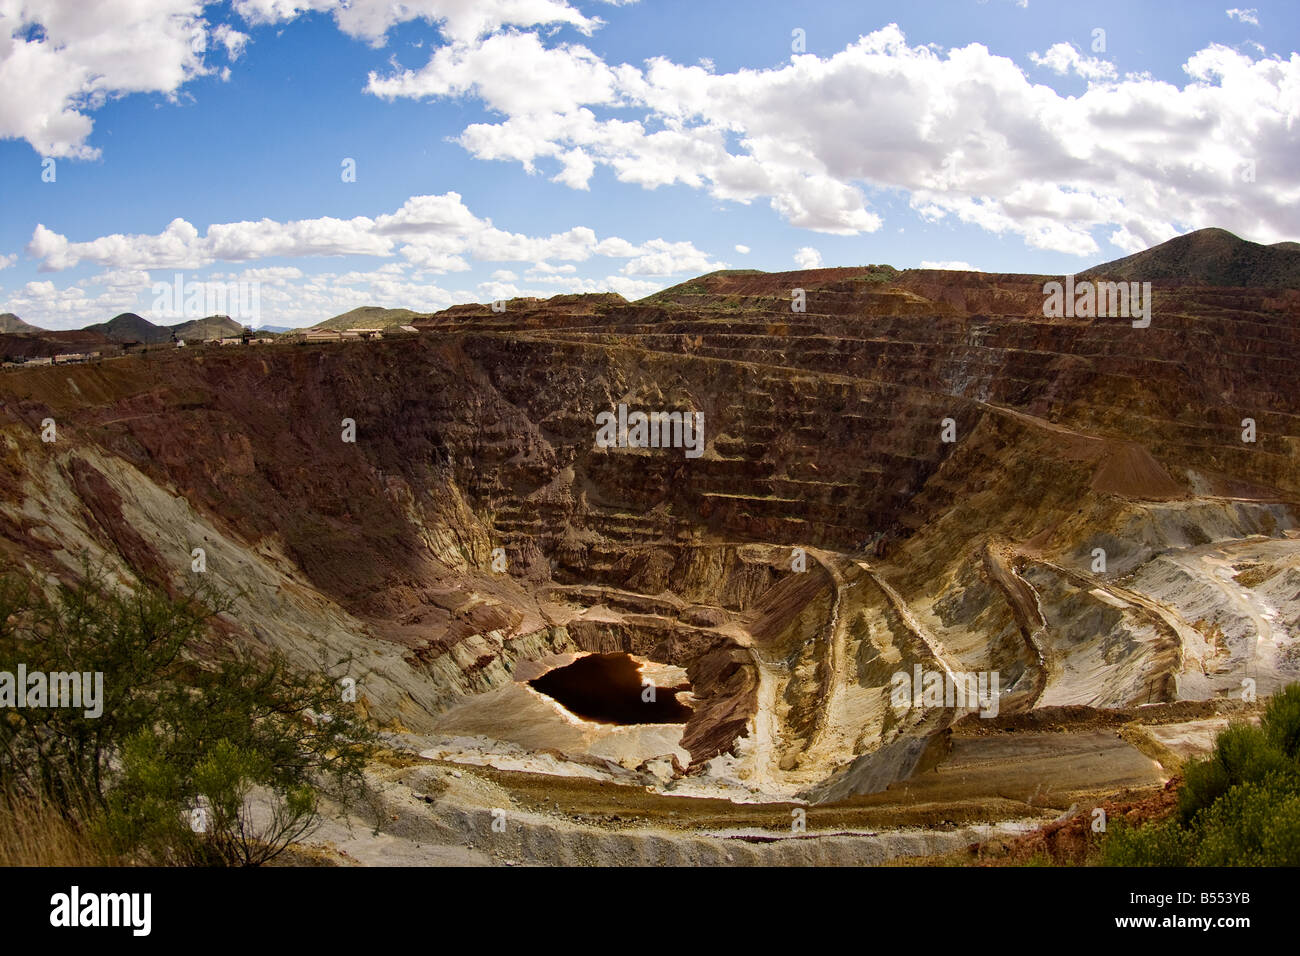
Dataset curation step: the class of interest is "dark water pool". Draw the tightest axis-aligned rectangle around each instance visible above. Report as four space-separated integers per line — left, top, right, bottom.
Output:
529 652 693 724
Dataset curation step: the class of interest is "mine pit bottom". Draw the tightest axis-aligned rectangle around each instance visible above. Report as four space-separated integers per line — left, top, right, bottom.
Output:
529 652 693 724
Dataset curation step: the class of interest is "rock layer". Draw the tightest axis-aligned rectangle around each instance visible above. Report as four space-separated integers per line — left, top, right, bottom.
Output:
1 266 1298 795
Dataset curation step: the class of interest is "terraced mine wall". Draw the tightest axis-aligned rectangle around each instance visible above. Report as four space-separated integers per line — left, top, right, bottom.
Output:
2 269 1298 780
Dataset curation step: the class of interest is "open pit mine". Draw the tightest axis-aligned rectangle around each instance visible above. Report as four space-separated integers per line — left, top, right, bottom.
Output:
3 236 1299 866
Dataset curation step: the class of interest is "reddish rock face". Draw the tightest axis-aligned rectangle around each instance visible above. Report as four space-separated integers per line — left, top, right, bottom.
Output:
1 266 1298 774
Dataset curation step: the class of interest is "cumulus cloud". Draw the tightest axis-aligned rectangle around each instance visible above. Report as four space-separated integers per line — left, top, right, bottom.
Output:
371 22 1300 253
0 0 247 158
232 0 610 46
0 0 625 157
526 262 577 275
734 244 750 254
8 258 669 329
25 215 390 271
1029 42 1117 81
620 238 726 276
919 260 977 271
89 268 152 289
211 23 250 60
13 190 720 327
291 266 459 316
9 2 1299 316
0 262 461 330
230 265 305 281
476 273 662 301
367 30 622 117
25 192 721 280
793 247 822 269
6 276 142 329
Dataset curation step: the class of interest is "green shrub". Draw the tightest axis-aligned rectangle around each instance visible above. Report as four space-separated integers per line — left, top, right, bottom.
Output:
0 564 374 865
1100 818 1195 866
1104 682 1300 866
1177 721 1293 822
1194 778 1300 866
1262 683 1300 759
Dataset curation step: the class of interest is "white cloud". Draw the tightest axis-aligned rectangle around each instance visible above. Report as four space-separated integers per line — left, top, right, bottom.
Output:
1226 8 1260 26
234 265 305 281
10 3 1297 319
299 266 458 315
5 276 142 329
592 236 639 257
367 30 621 117
5 261 667 329
206 216 395 262
26 214 395 272
14 189 721 327
619 238 726 276
919 260 976 271
3 262 467 330
793 247 822 269
0 0 626 157
552 147 596 189
1029 42 1117 81
373 22 1300 253
89 268 152 289
573 275 662 298
526 262 577 275
232 0 610 46
25 192 720 279
0 0 246 158
212 23 249 60
484 273 663 299
0 252 15 270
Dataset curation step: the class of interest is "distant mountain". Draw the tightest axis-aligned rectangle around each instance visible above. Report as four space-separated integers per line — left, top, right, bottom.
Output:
82 313 247 344
0 329 113 362
0 313 42 334
1080 227 1300 287
84 313 170 344
312 306 420 331
256 325 292 334
169 315 242 341
639 267 894 307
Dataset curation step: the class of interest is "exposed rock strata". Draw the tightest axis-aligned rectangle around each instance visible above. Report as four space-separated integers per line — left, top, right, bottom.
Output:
1 267 1297 796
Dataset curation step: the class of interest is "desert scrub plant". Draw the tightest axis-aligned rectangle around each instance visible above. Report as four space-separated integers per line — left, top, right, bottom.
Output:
0 564 214 813
1098 817 1197 867
0 789 119 866
104 649 374 866
0 564 376 865
1101 682 1300 866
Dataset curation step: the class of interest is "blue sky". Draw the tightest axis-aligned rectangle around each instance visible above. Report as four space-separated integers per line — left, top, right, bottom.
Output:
0 0 1296 329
